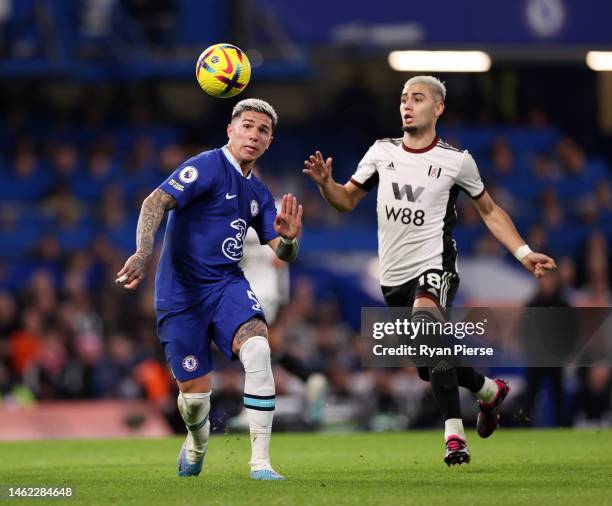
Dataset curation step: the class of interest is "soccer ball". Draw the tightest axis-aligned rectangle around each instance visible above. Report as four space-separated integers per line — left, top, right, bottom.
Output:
196 43 251 98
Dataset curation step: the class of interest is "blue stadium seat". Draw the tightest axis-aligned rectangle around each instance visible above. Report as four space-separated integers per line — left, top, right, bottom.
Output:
546 224 590 257
70 164 120 200
54 216 97 252
0 227 39 259
0 168 53 201
504 128 560 151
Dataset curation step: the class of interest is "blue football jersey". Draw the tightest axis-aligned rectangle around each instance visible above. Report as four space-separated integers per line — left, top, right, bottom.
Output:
154 145 278 310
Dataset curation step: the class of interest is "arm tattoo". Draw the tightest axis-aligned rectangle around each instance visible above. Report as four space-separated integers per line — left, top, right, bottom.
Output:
135 189 177 263
276 239 299 262
233 317 268 349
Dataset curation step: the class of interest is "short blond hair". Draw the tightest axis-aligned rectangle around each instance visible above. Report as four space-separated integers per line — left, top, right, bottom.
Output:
231 98 278 128
403 76 446 101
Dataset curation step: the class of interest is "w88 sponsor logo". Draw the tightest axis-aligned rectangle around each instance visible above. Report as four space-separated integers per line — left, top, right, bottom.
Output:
385 205 425 226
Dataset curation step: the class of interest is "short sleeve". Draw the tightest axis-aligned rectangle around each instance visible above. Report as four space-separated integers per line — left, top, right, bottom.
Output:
456 151 485 199
158 153 219 208
251 190 278 245
349 144 379 192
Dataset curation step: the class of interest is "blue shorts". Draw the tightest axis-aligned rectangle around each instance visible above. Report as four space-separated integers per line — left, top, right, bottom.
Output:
156 276 265 381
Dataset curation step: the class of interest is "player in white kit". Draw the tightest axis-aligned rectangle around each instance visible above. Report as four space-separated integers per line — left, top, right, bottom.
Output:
241 225 290 323
241 203 328 423
303 76 556 465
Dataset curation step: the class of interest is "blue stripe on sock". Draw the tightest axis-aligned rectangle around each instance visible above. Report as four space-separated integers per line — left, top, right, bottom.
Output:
244 396 276 409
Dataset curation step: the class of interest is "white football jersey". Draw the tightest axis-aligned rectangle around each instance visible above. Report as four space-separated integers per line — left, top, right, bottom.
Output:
350 136 485 287
240 199 289 323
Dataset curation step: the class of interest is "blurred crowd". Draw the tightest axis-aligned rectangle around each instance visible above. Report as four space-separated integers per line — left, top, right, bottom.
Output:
0 100 611 431
0 0 182 60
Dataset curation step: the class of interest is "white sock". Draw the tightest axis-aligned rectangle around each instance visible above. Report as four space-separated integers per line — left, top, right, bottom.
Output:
444 418 466 440
475 377 499 403
177 391 211 464
239 336 275 471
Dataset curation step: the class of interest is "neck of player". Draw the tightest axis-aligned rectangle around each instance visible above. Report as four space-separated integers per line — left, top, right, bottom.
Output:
403 128 437 151
228 144 255 176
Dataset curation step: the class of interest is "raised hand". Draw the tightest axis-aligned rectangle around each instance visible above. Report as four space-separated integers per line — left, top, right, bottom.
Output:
303 151 333 187
521 252 557 279
274 193 303 240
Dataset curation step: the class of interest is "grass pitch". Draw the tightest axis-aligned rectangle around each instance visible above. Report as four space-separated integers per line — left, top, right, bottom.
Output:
1 430 611 505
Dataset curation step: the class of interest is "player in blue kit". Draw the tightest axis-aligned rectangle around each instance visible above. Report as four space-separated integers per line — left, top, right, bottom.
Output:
116 99 302 481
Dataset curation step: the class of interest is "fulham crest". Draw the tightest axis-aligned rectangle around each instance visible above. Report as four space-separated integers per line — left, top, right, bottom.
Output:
428 165 442 179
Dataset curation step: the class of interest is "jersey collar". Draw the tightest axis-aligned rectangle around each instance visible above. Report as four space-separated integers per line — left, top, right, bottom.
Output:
402 135 439 154
222 145 252 179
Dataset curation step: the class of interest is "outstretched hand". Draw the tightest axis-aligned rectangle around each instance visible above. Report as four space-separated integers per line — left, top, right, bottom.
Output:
303 151 333 187
274 193 303 240
521 252 557 279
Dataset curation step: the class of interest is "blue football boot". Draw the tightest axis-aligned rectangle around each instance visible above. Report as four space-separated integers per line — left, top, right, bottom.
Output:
177 442 205 477
250 468 286 481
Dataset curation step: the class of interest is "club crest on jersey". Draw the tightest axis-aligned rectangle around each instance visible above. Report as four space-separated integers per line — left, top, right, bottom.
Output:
179 166 199 184
250 200 259 217
428 165 442 179
182 355 199 372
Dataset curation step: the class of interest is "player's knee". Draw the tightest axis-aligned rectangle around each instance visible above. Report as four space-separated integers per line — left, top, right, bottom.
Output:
240 336 274 398
177 391 211 423
178 373 212 393
411 308 439 326
411 308 445 352
414 295 440 310
239 335 271 371
232 317 268 354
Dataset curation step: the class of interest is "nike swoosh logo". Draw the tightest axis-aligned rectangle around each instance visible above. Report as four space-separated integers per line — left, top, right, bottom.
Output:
225 193 237 199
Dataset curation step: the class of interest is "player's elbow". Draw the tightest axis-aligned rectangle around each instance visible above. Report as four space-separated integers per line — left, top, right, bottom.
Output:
143 189 176 212
476 199 498 219
142 189 160 208
336 196 358 213
479 204 507 231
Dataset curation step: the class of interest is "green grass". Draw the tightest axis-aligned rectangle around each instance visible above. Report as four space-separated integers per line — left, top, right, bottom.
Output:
1 430 611 505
